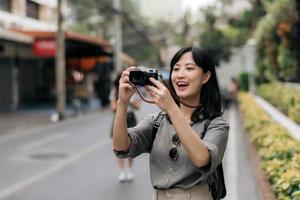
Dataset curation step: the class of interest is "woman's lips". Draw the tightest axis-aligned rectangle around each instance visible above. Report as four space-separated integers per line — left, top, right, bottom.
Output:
176 81 189 91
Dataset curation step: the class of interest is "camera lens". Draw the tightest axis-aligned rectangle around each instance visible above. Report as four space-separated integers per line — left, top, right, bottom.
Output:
133 72 146 82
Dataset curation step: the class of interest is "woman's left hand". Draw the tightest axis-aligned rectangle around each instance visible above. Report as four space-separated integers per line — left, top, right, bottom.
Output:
144 78 177 112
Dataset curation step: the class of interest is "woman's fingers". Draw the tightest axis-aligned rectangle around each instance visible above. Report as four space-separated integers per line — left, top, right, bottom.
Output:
145 85 160 96
149 77 164 90
120 66 137 83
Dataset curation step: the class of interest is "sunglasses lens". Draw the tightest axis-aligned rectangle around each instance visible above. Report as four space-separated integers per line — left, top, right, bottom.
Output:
169 147 178 161
172 134 179 144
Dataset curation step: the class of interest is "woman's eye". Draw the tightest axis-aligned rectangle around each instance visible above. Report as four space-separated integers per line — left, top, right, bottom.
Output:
173 68 179 71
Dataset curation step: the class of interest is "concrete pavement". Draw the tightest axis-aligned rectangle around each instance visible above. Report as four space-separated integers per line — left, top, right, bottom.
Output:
0 103 261 200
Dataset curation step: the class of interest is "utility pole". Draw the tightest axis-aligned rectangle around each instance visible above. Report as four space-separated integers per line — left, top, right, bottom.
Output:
113 0 123 72
55 0 66 120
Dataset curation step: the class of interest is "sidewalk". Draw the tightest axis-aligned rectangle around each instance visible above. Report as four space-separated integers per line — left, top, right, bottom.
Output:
224 105 261 200
0 109 53 135
0 102 269 200
0 104 103 135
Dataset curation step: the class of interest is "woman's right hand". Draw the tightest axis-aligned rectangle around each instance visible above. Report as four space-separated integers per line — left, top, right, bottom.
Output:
118 66 136 103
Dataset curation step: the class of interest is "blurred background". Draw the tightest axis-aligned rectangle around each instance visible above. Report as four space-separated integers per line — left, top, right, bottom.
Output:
0 0 299 199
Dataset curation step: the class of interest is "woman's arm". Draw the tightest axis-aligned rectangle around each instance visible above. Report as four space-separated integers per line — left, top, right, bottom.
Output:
112 99 131 151
112 67 136 151
145 78 210 168
167 106 210 168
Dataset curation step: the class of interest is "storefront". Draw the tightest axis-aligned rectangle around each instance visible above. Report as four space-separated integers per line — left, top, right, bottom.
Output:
0 29 123 112
0 28 34 112
17 30 114 107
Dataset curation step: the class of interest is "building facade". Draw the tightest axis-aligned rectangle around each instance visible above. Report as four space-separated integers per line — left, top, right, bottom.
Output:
0 0 120 112
0 0 57 30
0 0 58 111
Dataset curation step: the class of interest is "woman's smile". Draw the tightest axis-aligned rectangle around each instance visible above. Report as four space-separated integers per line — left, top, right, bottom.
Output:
176 81 189 91
171 52 204 103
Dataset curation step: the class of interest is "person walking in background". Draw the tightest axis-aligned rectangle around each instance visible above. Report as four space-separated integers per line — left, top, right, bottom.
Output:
110 72 141 183
229 77 239 105
112 47 229 199
94 57 114 108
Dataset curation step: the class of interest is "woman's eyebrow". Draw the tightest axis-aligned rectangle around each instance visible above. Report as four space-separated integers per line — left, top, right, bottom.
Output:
186 62 196 66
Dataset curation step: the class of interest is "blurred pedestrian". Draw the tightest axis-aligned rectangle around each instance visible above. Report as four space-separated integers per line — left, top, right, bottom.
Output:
94 57 113 108
112 47 229 199
229 77 239 105
110 72 141 182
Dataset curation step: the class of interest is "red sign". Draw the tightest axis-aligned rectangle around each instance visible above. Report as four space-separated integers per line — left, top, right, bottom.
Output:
33 39 56 57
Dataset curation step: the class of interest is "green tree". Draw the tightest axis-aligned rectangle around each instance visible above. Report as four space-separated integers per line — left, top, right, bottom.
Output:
254 0 299 82
66 0 163 65
198 6 232 66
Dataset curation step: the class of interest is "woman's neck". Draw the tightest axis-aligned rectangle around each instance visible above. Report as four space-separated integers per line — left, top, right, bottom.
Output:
180 104 196 122
179 96 200 122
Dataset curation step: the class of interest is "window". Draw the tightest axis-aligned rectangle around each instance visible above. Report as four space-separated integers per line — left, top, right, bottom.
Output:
0 0 11 12
26 0 39 19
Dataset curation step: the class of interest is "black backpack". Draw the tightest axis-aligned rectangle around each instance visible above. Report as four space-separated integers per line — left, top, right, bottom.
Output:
152 113 226 200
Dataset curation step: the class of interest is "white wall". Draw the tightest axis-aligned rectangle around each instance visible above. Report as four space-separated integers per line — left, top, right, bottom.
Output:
217 44 255 90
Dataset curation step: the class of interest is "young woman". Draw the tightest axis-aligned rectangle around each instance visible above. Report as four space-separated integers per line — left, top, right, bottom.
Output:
112 47 229 200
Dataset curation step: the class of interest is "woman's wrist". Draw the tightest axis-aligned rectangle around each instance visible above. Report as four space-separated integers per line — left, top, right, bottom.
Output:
117 98 129 107
166 104 180 117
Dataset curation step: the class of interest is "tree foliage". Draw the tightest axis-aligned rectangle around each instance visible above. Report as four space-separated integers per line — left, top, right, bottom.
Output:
198 6 232 66
66 0 165 66
254 0 299 82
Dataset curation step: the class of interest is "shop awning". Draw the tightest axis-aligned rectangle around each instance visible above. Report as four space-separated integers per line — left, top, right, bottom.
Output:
9 29 135 71
0 28 33 44
11 29 112 58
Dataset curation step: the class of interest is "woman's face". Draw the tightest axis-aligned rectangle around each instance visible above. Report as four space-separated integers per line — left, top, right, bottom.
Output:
171 52 207 102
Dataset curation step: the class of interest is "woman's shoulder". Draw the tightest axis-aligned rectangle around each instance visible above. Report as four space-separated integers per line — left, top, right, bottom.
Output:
209 116 229 128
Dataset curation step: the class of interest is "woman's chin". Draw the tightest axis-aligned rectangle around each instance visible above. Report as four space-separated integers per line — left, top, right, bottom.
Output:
176 93 187 99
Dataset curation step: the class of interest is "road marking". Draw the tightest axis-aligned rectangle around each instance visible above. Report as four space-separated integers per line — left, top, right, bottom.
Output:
0 139 111 199
224 107 238 200
19 134 67 151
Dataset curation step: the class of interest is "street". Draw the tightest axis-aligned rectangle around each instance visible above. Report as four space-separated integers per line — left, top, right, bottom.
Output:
0 102 260 200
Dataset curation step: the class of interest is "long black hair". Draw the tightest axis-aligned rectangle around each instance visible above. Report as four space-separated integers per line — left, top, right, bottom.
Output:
168 47 223 122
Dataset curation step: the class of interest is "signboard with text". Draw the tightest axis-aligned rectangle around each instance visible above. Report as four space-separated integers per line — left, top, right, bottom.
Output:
33 39 56 57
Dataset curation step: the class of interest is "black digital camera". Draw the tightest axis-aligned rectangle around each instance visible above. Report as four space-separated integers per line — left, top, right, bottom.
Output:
129 69 159 86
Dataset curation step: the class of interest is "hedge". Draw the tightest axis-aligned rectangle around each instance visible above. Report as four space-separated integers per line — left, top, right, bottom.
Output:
238 92 300 200
257 82 300 124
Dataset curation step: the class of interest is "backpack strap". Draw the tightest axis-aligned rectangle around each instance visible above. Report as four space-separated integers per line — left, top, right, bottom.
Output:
152 112 165 134
150 112 165 151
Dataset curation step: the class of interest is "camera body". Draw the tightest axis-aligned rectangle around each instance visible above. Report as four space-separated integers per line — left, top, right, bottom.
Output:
129 69 159 86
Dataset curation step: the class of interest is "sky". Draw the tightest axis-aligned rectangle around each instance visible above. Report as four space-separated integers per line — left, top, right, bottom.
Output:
182 0 217 11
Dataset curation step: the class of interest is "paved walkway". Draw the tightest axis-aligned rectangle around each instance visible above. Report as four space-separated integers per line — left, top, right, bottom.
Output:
0 104 262 200
224 104 260 200
0 109 52 135
0 105 104 135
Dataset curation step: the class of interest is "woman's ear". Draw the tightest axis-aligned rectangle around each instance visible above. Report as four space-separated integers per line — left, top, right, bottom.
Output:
202 71 211 85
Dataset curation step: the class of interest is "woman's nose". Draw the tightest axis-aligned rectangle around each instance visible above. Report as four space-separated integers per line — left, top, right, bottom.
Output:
176 69 186 78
